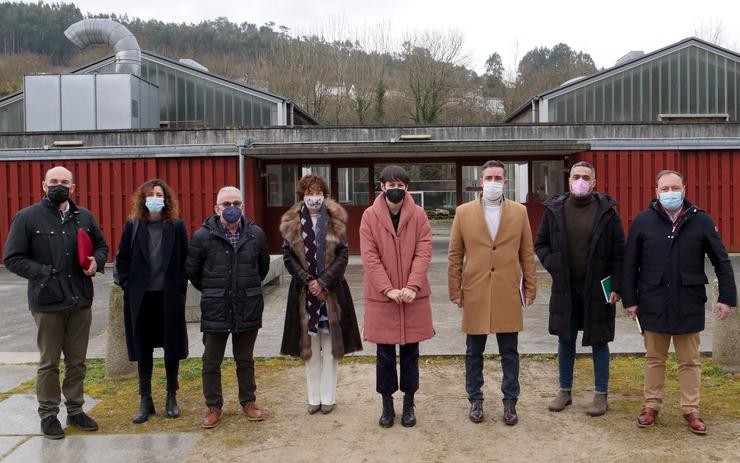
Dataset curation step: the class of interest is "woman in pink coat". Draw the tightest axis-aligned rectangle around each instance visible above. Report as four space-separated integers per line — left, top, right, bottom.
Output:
359 165 434 429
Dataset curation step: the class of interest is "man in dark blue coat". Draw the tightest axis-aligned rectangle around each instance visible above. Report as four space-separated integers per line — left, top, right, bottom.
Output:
623 170 736 435
535 161 625 417
3 166 108 440
186 186 269 429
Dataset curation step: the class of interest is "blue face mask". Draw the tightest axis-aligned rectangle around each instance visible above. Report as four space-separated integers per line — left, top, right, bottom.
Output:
221 206 242 224
145 197 165 213
659 191 683 211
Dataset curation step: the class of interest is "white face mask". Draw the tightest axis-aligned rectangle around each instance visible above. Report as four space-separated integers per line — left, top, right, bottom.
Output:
482 181 504 201
304 195 324 209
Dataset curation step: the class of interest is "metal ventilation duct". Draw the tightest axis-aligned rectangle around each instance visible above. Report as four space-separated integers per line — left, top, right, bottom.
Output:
64 19 141 76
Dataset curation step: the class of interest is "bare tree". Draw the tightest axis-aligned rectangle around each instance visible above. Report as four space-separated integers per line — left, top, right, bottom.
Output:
344 22 392 124
693 18 725 46
402 30 467 124
256 34 333 122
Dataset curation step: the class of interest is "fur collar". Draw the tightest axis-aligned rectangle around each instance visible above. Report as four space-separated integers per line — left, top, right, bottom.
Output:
279 199 347 269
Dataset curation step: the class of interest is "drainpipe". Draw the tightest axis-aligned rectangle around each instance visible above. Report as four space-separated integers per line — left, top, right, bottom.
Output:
64 18 141 76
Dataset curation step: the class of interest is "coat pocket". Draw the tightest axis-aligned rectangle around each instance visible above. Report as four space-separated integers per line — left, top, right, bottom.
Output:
235 287 264 324
201 287 227 322
36 275 65 305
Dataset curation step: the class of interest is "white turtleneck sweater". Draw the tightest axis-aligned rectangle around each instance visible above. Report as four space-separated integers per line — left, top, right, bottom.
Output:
482 195 503 242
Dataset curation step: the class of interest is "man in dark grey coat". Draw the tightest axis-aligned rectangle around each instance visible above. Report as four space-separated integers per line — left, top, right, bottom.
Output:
186 186 269 429
623 169 736 435
3 166 108 440
535 161 625 417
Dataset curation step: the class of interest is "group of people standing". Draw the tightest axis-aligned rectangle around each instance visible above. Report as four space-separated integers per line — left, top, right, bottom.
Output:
2 160 735 440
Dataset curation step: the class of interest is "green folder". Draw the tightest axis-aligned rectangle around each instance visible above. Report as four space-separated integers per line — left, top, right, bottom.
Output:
600 276 612 304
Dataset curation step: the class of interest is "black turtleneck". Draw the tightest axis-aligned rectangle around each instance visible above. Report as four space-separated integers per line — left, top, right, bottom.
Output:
564 194 598 288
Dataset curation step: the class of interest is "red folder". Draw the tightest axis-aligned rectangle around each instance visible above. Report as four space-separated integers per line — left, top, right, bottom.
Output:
77 228 94 270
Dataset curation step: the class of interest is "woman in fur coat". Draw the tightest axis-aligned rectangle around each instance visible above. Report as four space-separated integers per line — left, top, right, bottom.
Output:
279 173 363 415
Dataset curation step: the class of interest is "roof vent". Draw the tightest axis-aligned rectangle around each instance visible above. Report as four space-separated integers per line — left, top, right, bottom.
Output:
615 50 645 67
64 19 141 76
178 59 209 72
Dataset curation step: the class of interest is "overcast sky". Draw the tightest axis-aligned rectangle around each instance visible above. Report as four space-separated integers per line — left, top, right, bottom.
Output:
66 0 739 75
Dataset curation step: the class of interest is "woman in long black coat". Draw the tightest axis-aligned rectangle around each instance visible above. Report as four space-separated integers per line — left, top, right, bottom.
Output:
279 174 363 415
115 178 189 424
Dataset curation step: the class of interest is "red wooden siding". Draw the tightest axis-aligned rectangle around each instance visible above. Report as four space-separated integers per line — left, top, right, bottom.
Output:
572 150 739 251
0 157 238 263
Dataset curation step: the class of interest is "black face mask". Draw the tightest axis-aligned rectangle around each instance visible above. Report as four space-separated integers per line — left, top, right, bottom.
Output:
46 185 70 205
385 188 406 204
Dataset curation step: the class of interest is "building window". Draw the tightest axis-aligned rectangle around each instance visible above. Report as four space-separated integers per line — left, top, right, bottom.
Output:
266 164 299 207
338 167 370 205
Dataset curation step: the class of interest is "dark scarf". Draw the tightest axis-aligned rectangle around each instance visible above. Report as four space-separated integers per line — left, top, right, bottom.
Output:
301 204 329 335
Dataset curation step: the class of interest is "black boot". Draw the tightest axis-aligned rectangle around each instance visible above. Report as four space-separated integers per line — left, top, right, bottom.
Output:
166 392 180 418
401 394 416 427
132 395 155 424
378 395 395 428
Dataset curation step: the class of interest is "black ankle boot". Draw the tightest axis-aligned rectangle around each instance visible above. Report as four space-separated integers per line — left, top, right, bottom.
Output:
401 394 416 427
166 392 180 418
379 395 395 428
132 395 155 424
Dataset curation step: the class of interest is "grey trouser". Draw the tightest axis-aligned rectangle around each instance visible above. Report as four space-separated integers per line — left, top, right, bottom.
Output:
32 307 92 419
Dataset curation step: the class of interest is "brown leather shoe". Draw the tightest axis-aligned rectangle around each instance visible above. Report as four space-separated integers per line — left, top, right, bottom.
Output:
243 402 264 421
637 407 658 428
307 404 321 415
683 412 707 435
320 404 335 414
503 403 518 426
201 407 222 429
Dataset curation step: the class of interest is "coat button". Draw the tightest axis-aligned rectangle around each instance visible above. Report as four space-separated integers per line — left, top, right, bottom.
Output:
491 268 495 272
492 246 496 250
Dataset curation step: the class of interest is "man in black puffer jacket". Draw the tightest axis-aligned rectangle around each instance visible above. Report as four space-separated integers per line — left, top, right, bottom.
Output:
186 186 269 429
535 161 625 418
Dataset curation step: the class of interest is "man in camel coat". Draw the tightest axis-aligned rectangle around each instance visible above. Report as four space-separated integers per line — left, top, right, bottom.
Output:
448 160 536 426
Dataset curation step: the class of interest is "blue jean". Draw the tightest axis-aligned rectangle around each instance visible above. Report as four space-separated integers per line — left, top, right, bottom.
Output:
465 333 519 405
558 288 610 394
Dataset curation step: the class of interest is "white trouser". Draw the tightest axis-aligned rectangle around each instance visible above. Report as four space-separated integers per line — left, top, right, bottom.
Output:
305 332 339 406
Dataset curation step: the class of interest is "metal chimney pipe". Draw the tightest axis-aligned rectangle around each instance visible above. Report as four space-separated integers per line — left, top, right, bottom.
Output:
64 19 141 76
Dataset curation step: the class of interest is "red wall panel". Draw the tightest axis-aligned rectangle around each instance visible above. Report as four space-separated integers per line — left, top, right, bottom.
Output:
1 157 238 264
571 150 738 251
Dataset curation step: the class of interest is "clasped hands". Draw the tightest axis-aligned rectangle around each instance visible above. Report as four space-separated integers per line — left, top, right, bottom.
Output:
385 287 417 304
307 279 328 302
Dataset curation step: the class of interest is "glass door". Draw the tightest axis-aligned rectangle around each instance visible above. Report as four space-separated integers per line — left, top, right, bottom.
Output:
335 164 372 254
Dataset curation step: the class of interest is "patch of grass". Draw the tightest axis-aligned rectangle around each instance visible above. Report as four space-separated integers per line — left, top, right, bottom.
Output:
574 354 740 419
12 354 735 435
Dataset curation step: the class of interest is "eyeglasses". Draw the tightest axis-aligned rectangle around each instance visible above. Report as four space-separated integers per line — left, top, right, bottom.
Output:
218 201 242 208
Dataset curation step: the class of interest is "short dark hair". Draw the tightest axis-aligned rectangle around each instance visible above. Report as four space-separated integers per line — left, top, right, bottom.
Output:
481 160 506 176
655 169 683 186
380 165 410 185
295 174 330 199
570 161 596 178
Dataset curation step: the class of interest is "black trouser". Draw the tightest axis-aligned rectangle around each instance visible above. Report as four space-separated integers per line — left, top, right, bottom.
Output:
376 343 419 396
137 357 180 396
202 330 258 408
136 291 180 396
465 333 520 405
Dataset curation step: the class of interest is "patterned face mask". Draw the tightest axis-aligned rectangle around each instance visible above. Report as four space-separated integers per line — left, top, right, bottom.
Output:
304 195 324 209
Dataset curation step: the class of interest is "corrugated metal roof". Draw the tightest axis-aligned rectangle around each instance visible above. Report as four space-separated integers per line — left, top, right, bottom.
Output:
503 37 740 122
